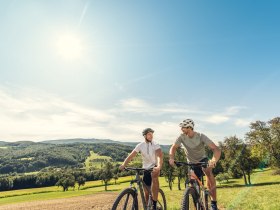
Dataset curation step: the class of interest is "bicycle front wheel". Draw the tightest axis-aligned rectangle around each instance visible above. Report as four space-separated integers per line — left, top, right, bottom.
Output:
203 190 210 210
112 188 138 210
181 187 198 210
156 188 167 210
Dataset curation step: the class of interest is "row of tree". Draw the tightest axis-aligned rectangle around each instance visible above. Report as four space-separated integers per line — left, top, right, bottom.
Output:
0 118 278 192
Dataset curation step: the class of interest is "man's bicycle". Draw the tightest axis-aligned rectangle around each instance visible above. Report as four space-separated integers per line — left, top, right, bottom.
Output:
175 161 211 210
112 167 167 210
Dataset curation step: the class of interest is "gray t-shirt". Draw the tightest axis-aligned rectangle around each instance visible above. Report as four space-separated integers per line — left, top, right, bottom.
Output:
174 132 213 162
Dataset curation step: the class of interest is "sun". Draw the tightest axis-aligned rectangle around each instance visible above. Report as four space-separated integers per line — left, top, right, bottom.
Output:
55 32 84 60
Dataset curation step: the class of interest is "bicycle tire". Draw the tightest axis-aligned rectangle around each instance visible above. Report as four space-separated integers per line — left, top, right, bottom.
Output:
112 188 138 210
181 187 199 210
157 188 167 210
204 190 210 210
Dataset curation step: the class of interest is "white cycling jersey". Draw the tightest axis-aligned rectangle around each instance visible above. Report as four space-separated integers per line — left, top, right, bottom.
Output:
133 141 161 169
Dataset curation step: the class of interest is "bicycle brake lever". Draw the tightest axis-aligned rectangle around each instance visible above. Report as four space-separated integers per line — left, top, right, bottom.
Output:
175 162 183 167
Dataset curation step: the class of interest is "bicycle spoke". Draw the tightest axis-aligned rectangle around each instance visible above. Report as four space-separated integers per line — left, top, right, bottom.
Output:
123 193 130 210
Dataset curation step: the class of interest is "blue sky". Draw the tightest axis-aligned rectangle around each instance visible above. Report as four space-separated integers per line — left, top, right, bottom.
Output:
0 0 279 144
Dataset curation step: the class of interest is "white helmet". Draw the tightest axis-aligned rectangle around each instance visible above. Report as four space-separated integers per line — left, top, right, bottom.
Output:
179 119 195 128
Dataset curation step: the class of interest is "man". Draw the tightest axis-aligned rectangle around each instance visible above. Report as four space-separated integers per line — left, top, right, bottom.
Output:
119 128 163 210
169 119 221 210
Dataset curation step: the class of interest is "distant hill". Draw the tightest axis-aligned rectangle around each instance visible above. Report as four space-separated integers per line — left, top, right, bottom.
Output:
0 140 134 174
41 138 171 153
41 138 139 147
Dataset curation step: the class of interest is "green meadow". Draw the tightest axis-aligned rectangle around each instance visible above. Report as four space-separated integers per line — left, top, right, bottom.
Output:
84 151 112 171
0 168 279 209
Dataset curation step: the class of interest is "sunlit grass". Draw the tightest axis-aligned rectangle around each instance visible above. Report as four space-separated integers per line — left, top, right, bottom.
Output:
0 168 279 210
84 151 112 171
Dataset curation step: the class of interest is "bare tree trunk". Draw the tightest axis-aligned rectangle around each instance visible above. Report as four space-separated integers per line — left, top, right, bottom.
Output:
168 180 172 190
247 173 251 185
168 174 172 190
178 177 181 190
105 181 108 191
242 170 248 185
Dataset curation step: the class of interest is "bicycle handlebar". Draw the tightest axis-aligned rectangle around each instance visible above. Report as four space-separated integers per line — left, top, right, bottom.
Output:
174 161 208 168
125 167 154 172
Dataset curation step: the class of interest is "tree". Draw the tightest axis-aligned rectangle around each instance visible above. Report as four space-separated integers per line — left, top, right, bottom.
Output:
76 176 86 190
56 174 75 191
216 173 230 185
0 177 13 191
175 147 188 190
161 154 175 190
221 136 260 185
113 174 119 185
246 118 280 168
99 161 113 191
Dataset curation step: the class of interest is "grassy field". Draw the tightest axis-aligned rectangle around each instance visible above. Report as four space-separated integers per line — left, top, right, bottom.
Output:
84 151 112 171
0 168 279 209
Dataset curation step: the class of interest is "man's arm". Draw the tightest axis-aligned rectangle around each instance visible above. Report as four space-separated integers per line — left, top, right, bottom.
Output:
208 142 221 167
155 148 163 169
169 143 180 166
119 150 138 170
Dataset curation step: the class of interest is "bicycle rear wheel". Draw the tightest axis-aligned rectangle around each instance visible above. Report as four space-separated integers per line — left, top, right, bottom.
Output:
181 187 198 210
112 188 138 210
156 188 167 210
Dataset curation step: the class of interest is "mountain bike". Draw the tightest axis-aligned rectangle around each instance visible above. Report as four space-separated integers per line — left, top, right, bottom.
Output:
175 161 210 210
112 167 167 210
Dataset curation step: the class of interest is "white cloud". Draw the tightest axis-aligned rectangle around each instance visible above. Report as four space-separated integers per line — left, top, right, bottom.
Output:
0 87 113 141
225 106 247 115
204 115 229 124
119 98 150 111
202 106 248 125
0 87 252 144
234 118 251 127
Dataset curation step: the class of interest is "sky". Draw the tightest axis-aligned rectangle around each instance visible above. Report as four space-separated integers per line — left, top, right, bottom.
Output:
0 0 279 144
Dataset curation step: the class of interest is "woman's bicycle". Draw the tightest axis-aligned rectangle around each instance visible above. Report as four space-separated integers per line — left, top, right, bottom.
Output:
175 161 211 210
112 167 167 210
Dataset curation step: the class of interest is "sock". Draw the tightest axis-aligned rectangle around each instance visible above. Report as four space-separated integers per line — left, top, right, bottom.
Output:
153 199 157 209
211 200 217 208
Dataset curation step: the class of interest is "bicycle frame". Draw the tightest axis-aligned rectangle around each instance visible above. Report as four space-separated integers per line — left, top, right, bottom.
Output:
175 161 210 210
127 168 153 209
112 167 166 210
189 171 208 209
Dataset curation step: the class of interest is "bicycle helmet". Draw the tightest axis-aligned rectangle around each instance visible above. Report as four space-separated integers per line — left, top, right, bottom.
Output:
179 119 195 128
142 128 154 136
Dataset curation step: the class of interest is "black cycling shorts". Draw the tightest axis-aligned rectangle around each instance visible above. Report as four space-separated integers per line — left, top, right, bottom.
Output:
143 170 152 186
192 157 208 180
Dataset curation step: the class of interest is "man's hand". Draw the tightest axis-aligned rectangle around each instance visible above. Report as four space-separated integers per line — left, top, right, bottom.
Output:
208 159 217 168
169 158 175 167
152 166 160 176
119 164 125 171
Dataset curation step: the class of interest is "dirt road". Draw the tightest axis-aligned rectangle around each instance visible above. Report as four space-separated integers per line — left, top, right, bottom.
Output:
0 192 118 210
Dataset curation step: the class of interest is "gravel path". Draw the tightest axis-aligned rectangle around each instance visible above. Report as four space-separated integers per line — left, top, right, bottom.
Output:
0 192 117 210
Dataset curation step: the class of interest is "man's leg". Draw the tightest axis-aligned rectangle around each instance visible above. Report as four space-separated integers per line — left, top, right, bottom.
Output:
143 171 152 204
151 170 160 200
151 170 160 209
203 167 218 209
143 187 149 204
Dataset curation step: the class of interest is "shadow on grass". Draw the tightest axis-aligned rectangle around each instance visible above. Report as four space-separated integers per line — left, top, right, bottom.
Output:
217 181 280 188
